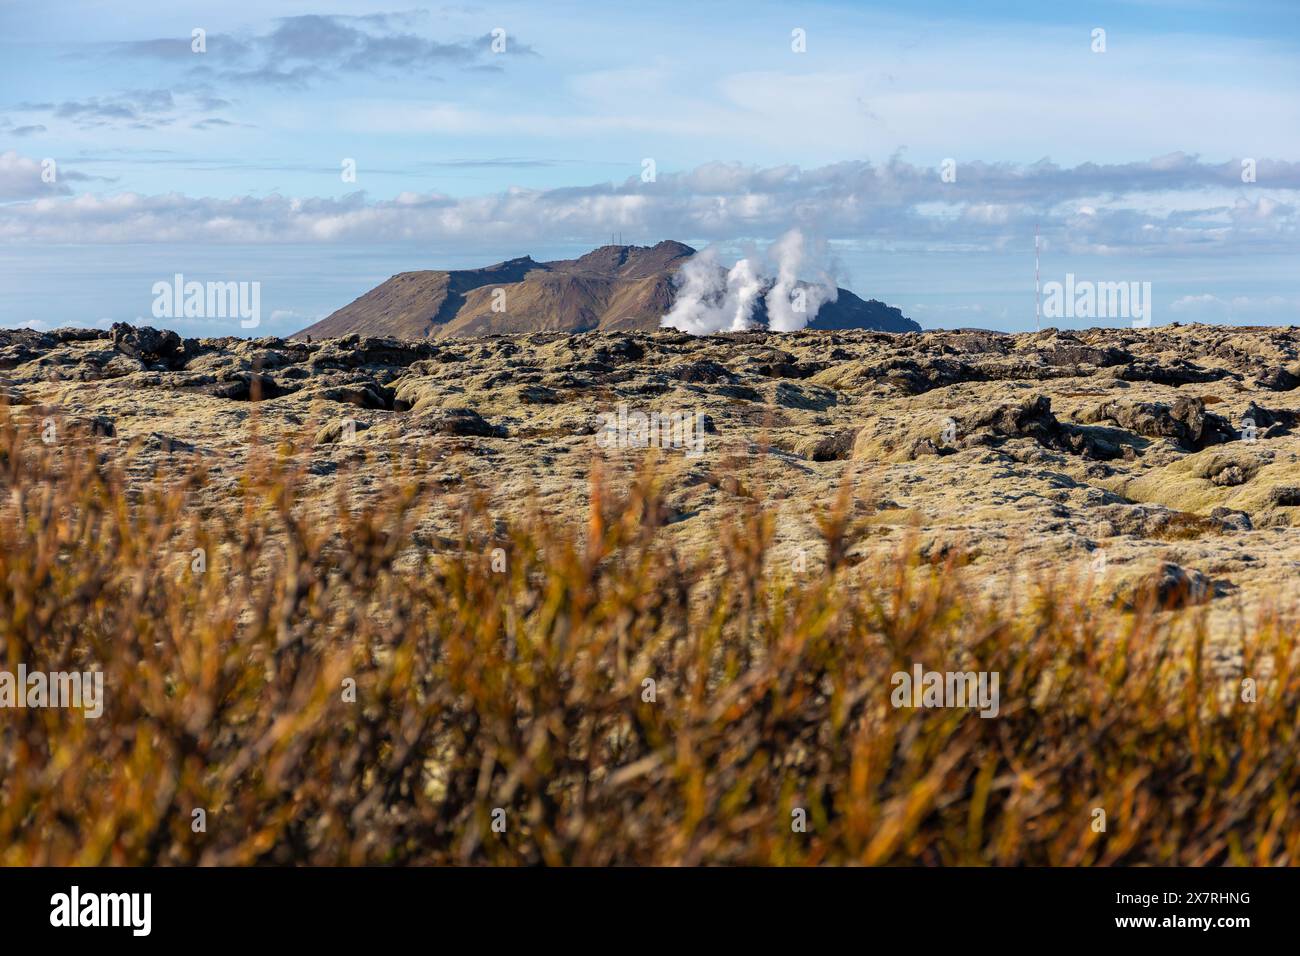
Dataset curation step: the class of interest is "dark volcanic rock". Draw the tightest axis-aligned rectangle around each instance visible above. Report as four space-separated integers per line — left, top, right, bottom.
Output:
414 406 501 438
1116 359 1227 386
1256 366 1300 391
111 323 190 370
1210 507 1253 531
318 382 394 410
1078 397 1235 450
1135 562 1213 609
308 336 437 370
1268 486 1300 507
1241 401 1296 436
213 372 286 401
955 394 1121 460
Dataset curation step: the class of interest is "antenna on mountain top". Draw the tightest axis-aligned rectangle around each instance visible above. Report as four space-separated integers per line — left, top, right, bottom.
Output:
1034 222 1041 333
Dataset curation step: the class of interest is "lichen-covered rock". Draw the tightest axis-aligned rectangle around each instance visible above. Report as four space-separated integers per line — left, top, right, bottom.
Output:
316 382 393 410
111 323 189 370
314 418 370 445
1128 561 1213 609
6 321 1300 641
1078 397 1234 450
211 372 286 401
413 406 500 437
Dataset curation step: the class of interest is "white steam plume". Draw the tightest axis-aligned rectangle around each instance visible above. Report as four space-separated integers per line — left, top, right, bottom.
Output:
660 229 838 334
722 257 764 331
660 248 727 334
763 229 837 332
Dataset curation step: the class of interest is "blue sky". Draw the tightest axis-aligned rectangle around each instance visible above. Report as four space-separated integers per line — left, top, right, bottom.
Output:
1 0 1297 335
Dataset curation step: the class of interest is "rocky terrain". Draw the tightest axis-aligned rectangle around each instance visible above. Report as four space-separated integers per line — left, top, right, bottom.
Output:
295 240 919 339
5 320 1300 648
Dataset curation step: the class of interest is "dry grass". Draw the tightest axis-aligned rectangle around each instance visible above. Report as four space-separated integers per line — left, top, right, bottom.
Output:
2 412 1299 866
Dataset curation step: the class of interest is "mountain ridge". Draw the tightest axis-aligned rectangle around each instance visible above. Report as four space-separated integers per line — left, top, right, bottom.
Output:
293 240 919 339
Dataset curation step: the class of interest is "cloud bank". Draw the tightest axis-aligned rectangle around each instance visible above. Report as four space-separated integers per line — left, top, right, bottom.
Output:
0 153 1296 256
112 13 536 90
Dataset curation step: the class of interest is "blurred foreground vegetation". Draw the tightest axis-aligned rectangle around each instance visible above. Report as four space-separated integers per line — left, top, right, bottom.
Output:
1 415 1297 865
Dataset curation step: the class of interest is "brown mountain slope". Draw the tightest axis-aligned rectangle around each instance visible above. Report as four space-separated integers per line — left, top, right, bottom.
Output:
296 256 540 340
294 240 918 340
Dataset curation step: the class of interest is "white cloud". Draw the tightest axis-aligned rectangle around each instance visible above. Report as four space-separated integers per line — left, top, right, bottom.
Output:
0 153 1296 256
0 151 70 201
1170 294 1300 320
